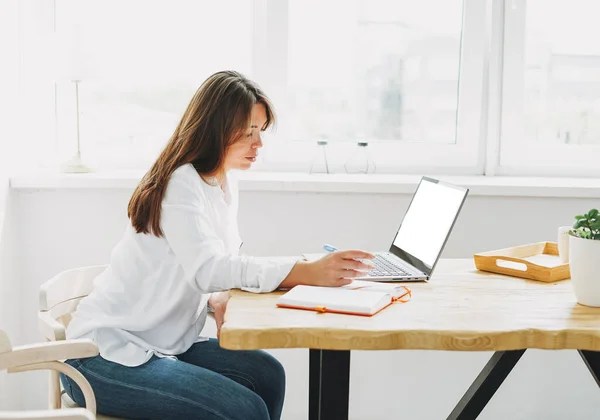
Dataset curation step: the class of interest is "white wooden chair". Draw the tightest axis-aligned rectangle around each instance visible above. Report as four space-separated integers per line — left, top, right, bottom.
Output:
38 266 127 420
0 328 96 420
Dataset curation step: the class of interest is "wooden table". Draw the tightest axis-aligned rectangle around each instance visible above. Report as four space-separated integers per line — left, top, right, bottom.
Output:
220 259 600 420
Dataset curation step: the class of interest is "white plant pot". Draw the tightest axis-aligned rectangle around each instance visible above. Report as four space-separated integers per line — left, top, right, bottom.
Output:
569 235 600 307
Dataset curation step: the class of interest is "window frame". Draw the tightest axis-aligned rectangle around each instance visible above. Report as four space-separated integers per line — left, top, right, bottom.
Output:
253 0 489 175
20 0 600 177
16 0 57 170
22 0 488 175
497 0 600 177
0 0 21 181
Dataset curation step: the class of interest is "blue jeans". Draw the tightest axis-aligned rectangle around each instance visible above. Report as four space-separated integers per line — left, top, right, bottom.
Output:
61 338 285 420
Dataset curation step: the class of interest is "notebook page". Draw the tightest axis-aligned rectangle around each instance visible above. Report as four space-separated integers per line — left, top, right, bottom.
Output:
342 280 408 298
278 285 390 315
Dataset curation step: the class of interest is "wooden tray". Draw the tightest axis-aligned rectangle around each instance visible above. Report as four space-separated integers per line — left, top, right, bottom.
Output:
473 241 570 282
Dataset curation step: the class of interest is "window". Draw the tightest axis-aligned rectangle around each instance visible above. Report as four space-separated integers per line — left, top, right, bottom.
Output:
287 0 462 145
53 0 254 169
254 0 486 174
17 0 483 174
500 0 600 176
29 0 600 176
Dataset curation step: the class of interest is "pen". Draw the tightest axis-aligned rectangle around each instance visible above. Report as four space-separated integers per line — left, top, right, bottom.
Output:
323 244 338 253
323 243 373 269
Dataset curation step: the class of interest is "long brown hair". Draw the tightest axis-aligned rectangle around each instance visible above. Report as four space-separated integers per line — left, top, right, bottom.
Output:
128 70 275 237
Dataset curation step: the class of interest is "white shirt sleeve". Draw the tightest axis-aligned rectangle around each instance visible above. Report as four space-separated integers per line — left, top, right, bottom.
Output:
161 173 299 294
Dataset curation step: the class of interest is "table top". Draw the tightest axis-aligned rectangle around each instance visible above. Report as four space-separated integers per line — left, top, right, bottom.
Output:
220 259 600 352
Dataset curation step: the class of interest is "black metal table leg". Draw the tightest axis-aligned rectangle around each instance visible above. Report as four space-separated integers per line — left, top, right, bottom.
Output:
447 350 526 420
309 349 351 420
578 350 600 387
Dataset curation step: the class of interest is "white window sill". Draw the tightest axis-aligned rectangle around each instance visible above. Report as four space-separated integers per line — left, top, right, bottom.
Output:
8 170 600 198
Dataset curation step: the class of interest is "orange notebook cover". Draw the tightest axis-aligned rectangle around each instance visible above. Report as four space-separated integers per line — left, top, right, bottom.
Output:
276 281 411 317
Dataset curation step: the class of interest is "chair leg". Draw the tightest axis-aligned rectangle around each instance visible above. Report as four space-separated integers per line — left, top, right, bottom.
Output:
49 369 61 409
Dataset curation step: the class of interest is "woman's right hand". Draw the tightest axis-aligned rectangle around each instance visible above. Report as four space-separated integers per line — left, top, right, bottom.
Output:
280 250 375 289
308 250 375 286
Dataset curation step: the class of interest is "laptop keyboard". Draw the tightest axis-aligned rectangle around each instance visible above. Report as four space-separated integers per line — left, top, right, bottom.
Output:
366 254 414 277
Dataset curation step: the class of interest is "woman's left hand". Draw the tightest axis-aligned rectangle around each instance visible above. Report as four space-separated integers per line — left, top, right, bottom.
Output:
208 291 230 340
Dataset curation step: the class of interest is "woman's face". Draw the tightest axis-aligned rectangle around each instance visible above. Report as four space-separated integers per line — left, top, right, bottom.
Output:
224 103 267 172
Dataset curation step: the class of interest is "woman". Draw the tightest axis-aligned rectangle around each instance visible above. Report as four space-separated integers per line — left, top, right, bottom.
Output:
62 70 374 420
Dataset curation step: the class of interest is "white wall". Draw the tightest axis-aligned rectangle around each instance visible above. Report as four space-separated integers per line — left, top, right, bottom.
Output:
0 191 19 411
2 186 600 419
0 0 20 409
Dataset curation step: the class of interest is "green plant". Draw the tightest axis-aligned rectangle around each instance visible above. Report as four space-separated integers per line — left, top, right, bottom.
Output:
570 208 600 240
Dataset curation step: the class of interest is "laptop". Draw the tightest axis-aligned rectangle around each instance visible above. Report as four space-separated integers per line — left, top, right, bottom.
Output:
305 176 469 282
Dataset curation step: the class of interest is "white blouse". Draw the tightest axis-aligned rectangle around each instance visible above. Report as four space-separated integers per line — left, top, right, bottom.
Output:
66 163 298 367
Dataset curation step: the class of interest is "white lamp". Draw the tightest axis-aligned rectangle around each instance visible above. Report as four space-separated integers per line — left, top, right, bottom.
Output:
54 25 93 173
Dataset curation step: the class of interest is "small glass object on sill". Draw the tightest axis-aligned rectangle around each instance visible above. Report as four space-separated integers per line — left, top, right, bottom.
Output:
344 142 376 174
309 140 330 174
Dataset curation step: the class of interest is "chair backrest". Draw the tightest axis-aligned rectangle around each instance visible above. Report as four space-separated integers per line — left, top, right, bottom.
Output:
0 329 11 354
38 266 107 342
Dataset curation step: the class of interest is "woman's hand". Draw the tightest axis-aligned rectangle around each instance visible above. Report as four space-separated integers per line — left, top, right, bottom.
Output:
308 250 375 286
208 291 230 340
280 250 375 289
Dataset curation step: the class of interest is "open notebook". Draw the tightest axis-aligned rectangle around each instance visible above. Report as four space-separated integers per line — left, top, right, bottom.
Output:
276 280 411 317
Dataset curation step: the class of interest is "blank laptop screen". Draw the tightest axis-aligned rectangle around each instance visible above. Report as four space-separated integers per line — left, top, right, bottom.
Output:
392 179 466 268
